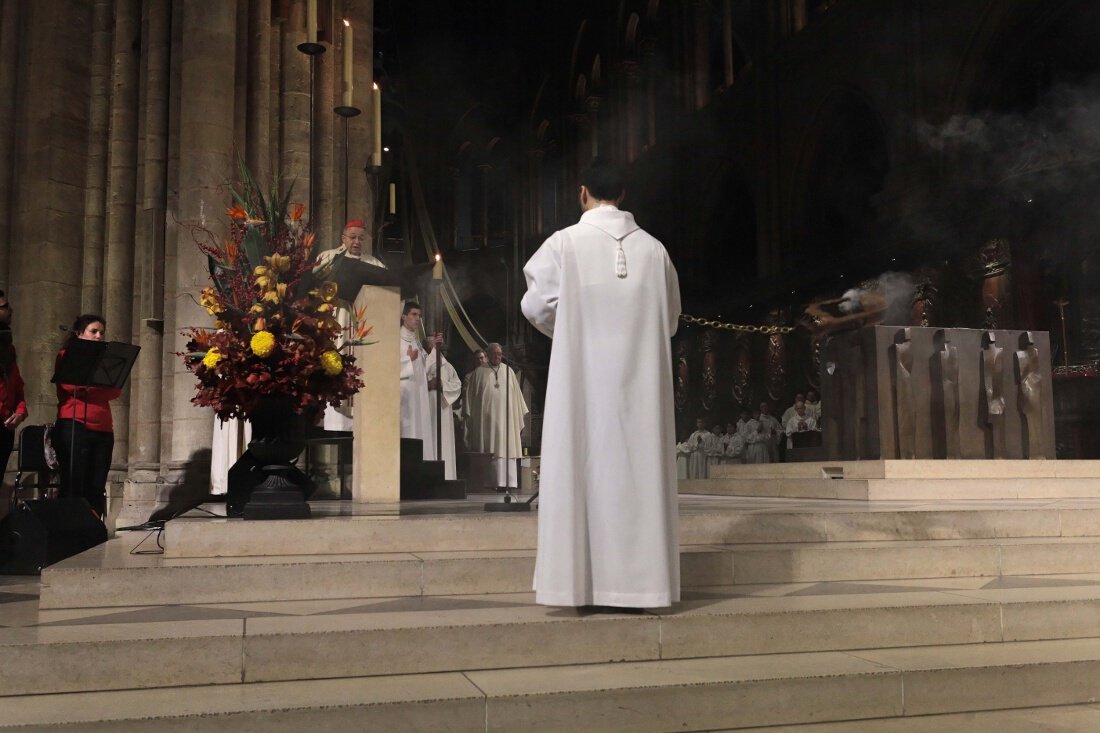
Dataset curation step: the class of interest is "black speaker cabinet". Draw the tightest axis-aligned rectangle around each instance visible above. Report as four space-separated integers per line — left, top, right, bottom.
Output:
0 498 107 574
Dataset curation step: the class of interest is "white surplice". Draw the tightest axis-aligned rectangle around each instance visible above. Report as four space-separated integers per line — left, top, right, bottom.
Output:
399 326 435 460
522 204 681 609
462 363 528 487
210 418 251 495
426 352 461 480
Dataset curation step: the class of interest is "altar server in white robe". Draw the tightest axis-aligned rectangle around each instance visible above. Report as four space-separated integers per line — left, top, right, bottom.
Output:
522 157 681 610
741 410 771 464
463 343 528 488
312 219 385 431
399 301 439 460
684 418 714 479
426 351 461 480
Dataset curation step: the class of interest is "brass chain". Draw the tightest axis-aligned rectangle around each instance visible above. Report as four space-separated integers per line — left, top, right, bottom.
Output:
679 313 797 335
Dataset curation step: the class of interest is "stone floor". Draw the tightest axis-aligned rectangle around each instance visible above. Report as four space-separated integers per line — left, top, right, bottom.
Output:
7 492 1100 730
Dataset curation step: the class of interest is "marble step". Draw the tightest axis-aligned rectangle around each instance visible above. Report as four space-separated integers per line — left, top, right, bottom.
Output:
709 459 1100 481
6 637 1100 731
12 584 1100 696
683 476 1100 500
162 506 1100 558
752 703 1100 732
41 534 1100 609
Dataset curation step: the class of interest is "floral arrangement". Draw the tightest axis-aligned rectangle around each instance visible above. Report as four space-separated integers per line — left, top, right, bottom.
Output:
180 163 366 421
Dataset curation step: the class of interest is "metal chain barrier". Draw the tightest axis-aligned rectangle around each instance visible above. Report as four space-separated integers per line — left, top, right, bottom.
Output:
679 313 797 335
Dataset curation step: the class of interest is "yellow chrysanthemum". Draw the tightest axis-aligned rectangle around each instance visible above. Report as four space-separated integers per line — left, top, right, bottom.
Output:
250 330 276 358
320 350 344 376
202 347 222 369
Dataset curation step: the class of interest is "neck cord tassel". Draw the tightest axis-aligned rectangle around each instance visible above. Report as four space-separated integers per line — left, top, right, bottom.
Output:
615 241 627 279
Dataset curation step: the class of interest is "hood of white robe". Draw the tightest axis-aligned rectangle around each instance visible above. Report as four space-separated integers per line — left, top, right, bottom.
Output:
579 206 639 242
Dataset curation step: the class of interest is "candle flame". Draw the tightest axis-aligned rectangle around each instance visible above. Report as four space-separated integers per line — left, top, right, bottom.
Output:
435 254 441 262
373 82 379 90
343 18 350 26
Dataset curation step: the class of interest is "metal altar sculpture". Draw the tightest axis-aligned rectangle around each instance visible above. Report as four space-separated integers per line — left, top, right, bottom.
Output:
820 326 1056 460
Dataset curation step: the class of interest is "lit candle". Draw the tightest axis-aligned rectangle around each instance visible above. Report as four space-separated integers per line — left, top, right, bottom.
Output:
388 183 396 214
342 20 353 107
372 83 382 166
433 254 443 280
306 0 317 44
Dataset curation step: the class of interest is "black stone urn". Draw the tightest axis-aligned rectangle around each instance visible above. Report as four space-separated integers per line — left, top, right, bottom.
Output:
237 396 314 520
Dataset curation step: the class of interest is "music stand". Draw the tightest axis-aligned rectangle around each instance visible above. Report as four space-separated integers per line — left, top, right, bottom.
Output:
51 340 140 515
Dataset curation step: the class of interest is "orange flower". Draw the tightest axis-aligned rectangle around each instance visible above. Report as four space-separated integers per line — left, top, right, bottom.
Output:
289 203 305 222
225 239 239 265
227 204 248 220
304 232 316 251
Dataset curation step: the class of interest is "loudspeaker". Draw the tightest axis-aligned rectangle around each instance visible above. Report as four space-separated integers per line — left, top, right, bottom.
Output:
0 498 108 574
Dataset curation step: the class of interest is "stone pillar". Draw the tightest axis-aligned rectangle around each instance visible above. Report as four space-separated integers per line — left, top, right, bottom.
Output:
165 0 237 486
0 0 22 289
246 0 272 185
81 0 112 312
721 0 735 88
103 0 141 466
11 0 94 423
280 0 310 210
120 0 171 525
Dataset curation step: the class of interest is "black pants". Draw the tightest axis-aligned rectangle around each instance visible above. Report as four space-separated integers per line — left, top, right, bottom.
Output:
0 426 14 477
53 419 113 518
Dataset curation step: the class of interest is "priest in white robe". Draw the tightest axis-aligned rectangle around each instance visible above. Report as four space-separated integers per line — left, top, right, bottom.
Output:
741 410 771 464
312 219 385 431
462 342 528 488
426 351 461 480
522 157 681 610
399 301 438 460
759 402 783 462
785 403 819 448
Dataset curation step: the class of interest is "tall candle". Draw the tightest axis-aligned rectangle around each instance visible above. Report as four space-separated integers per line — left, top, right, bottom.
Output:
433 254 443 280
388 183 396 214
342 20 353 107
306 0 317 44
372 83 382 166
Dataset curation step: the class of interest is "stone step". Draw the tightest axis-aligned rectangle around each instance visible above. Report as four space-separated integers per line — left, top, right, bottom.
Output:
6 637 1100 730
162 506 1100 558
709 459 1100 481
12 584 1100 697
751 704 1100 732
684 476 1100 500
41 533 1100 608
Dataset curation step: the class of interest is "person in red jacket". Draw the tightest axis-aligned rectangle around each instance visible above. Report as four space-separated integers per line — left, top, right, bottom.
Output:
54 314 120 519
0 290 28 469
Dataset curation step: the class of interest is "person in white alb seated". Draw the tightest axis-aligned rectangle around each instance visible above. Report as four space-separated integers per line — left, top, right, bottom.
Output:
399 301 442 460
785 402 818 448
462 342 528 489
312 219 386 431
426 350 461 480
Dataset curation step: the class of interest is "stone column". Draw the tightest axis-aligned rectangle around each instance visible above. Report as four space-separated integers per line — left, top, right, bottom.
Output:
0 0 22 288
246 0 272 184
120 0 171 525
165 0 237 486
280 0 310 210
721 0 735 88
81 0 112 312
690 0 709 110
343 0 374 240
104 0 141 466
